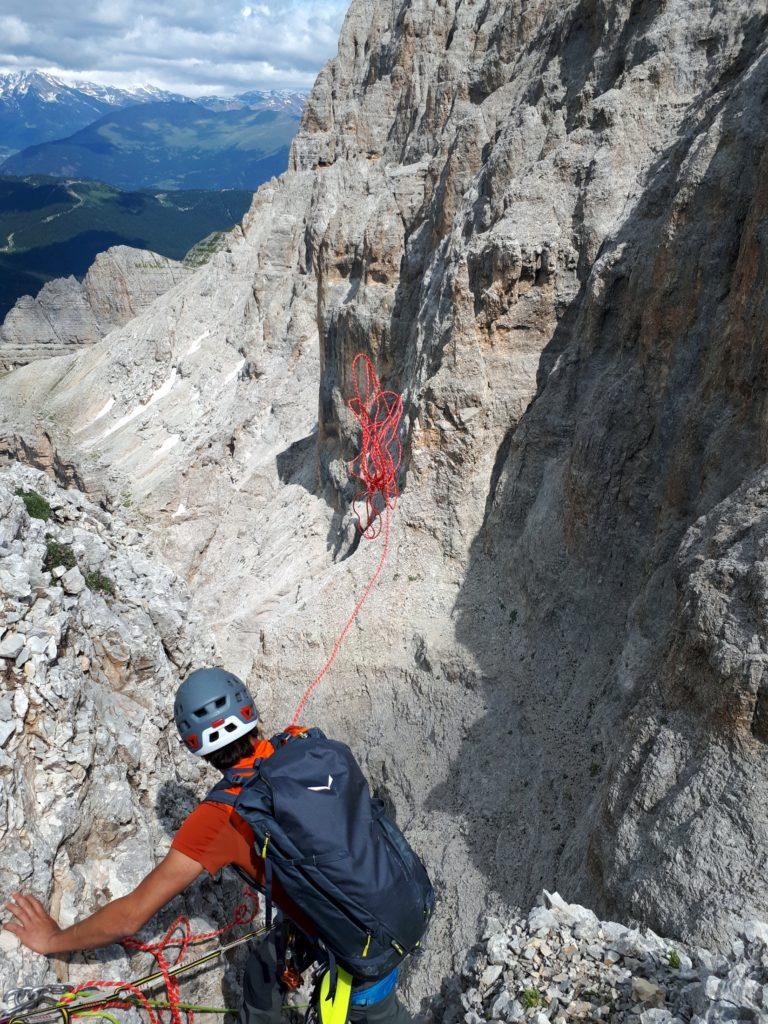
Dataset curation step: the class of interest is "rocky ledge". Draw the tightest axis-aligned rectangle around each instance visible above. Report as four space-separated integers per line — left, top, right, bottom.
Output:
0 462 217 995
439 894 768 1024
0 246 190 374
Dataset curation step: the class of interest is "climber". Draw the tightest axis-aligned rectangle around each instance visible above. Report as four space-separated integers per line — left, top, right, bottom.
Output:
3 668 431 1024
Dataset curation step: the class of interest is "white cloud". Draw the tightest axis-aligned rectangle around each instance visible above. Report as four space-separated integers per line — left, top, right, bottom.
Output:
0 15 31 45
0 0 349 94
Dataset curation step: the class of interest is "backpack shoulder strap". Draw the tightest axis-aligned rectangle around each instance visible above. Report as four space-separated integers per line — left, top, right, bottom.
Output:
205 759 262 807
205 777 240 807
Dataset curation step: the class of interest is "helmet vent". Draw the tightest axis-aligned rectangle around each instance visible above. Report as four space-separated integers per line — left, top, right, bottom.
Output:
209 730 219 743
225 722 237 733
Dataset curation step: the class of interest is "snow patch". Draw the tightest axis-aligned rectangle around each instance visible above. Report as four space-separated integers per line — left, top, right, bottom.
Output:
185 329 210 356
75 396 115 434
91 370 178 444
224 358 246 384
150 436 180 463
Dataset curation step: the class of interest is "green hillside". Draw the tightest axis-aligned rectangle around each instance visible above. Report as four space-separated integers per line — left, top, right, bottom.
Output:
0 176 252 319
1 101 299 191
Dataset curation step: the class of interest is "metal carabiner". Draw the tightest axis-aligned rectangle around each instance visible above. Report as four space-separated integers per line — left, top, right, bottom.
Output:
1 985 75 1023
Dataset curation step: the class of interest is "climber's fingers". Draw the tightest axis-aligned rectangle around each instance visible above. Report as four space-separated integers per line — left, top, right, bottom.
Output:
5 891 45 925
3 893 61 954
5 896 31 926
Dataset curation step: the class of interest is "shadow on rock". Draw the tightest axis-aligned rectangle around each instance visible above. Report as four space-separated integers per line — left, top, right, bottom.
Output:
427 36 768 934
155 781 201 836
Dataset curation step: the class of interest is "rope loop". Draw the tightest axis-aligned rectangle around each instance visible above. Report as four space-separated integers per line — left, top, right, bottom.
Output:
348 353 403 540
66 891 259 1024
290 353 404 725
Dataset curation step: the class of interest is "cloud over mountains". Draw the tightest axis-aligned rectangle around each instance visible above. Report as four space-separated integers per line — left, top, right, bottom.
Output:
0 0 348 94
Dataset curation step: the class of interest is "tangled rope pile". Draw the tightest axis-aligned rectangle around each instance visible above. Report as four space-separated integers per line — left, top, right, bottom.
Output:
290 353 404 726
347 352 403 540
62 891 260 1024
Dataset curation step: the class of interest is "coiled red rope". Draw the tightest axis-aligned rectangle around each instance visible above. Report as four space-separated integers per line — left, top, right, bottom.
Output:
65 891 259 1024
290 353 403 725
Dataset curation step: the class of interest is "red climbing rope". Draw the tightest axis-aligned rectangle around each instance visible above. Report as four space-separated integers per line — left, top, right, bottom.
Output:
65 891 260 1024
348 353 403 540
290 353 404 726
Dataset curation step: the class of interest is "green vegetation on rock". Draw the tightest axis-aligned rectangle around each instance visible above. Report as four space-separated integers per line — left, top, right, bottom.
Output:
85 570 115 596
15 487 51 520
43 538 77 572
521 989 543 1009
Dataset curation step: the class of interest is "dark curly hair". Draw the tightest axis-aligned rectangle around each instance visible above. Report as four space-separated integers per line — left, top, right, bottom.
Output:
203 726 264 772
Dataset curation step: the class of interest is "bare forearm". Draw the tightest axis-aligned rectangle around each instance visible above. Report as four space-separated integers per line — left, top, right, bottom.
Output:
5 851 203 957
47 895 145 954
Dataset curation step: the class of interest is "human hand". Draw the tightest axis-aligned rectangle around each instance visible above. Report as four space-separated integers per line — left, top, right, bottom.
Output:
4 893 62 954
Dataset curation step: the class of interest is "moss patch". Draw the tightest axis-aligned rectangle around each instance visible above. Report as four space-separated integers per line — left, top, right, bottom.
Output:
85 570 115 597
44 538 77 572
15 488 51 521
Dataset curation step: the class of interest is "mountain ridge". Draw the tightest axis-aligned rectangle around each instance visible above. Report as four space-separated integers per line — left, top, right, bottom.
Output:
0 69 307 162
1 98 301 190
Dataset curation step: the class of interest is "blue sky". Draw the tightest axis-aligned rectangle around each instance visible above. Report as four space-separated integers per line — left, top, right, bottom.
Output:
0 0 351 95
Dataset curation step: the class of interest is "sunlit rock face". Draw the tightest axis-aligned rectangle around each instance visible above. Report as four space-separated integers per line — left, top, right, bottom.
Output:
2 0 768 1011
0 247 191 372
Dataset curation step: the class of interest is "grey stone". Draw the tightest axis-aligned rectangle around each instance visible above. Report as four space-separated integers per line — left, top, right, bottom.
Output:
640 1012 672 1024
0 633 24 659
61 567 86 596
490 992 512 1019
743 921 768 946
484 916 506 940
480 964 504 991
528 907 559 935
632 979 666 1007
488 933 510 965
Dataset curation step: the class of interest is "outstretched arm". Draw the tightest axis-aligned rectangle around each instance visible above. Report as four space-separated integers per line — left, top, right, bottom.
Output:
4 849 203 955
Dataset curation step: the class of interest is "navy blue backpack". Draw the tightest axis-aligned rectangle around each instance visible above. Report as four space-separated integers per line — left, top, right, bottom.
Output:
206 728 435 981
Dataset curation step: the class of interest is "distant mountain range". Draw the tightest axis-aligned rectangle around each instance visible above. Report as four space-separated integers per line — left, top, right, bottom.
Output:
0 71 183 161
0 70 306 317
1 100 300 191
0 70 307 164
0 175 253 319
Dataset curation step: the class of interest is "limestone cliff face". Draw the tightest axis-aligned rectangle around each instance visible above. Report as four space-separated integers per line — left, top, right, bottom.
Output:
0 0 767 1009
0 247 190 372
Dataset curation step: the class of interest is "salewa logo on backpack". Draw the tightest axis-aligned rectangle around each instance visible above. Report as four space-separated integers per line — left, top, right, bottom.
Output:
308 774 333 792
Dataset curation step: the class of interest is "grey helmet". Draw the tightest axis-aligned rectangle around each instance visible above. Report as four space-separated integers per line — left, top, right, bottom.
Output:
174 667 259 756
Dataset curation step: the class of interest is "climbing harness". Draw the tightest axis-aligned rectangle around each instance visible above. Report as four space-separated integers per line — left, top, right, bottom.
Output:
290 353 404 726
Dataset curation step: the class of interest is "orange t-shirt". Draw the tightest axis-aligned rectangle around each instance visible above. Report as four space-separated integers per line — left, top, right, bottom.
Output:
172 734 316 936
